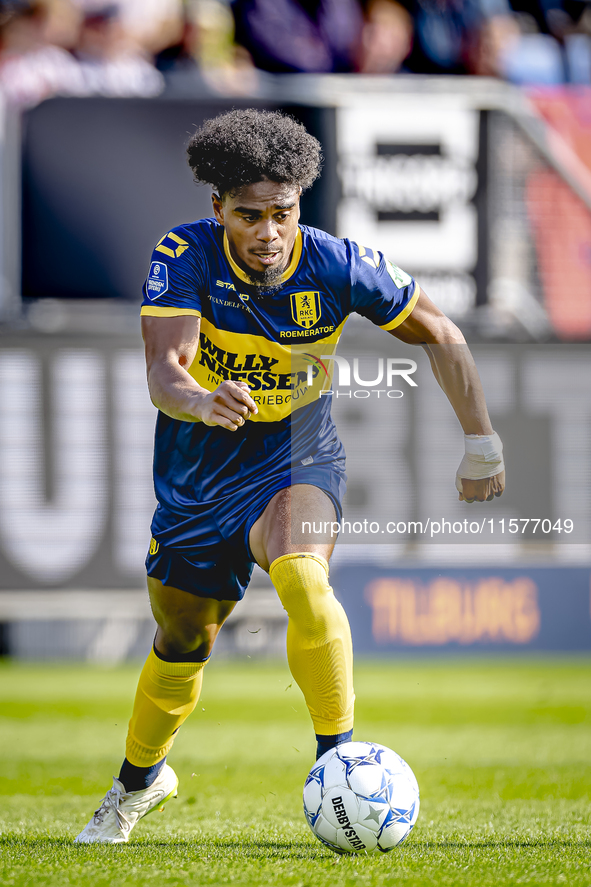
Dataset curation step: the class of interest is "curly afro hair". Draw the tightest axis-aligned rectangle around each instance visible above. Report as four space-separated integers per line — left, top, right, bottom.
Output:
186 109 322 196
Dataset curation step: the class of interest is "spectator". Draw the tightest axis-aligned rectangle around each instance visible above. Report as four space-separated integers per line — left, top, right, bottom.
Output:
231 0 364 73
357 0 414 74
0 0 84 107
72 3 164 97
469 12 523 77
154 4 200 76
506 1 591 85
112 0 184 57
44 0 84 53
509 0 585 39
494 26 566 84
401 0 513 76
157 0 264 98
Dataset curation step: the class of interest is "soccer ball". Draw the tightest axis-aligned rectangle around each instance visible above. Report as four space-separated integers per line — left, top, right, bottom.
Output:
303 741 419 854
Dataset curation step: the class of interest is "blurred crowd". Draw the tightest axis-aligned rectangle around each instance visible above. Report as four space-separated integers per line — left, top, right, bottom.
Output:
0 0 590 107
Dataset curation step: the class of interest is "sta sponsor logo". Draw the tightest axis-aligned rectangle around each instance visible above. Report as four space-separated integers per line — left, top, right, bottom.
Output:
216 280 249 300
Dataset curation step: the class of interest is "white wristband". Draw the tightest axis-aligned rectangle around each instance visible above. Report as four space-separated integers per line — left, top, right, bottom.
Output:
455 431 504 493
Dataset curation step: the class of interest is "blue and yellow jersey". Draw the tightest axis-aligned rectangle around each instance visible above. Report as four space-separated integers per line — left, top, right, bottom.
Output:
140 219 417 513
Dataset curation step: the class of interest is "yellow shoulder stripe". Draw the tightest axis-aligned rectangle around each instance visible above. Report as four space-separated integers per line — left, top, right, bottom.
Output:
379 282 420 331
155 231 190 259
141 306 201 318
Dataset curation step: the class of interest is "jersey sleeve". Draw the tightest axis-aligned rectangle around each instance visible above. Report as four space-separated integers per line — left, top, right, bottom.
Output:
348 241 419 330
140 226 205 318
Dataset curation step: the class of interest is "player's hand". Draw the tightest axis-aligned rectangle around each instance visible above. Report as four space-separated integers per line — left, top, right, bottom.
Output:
198 380 258 431
458 470 505 503
456 431 504 503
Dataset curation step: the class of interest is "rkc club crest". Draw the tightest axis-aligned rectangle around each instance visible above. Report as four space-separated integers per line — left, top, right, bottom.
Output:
290 291 321 329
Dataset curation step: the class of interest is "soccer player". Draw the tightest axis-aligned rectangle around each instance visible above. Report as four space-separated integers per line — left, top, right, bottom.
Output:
75 109 504 843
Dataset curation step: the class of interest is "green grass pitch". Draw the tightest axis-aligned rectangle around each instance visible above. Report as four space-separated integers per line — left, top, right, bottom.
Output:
1 656 590 886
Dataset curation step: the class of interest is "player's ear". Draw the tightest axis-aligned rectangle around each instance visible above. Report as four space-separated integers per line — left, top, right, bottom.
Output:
212 192 224 224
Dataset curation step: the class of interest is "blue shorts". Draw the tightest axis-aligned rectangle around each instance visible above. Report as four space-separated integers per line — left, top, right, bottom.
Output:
145 461 346 601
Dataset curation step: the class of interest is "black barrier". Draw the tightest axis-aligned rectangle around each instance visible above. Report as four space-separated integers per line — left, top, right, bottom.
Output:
21 97 338 301
331 566 591 653
21 93 486 310
17 86 591 337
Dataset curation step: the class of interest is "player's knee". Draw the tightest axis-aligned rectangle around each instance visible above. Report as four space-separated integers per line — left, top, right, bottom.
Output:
151 592 234 660
155 623 217 660
270 553 346 638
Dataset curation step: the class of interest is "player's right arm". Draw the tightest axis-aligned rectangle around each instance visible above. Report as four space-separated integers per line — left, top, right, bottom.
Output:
141 314 257 431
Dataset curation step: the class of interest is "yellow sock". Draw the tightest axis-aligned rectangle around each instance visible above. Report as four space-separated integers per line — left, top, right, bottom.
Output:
125 648 205 767
269 553 354 736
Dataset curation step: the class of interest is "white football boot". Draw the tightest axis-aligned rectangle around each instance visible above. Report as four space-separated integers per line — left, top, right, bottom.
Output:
74 764 179 844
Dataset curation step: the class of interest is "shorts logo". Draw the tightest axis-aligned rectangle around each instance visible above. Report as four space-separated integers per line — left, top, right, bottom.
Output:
290 291 321 329
146 261 168 300
149 538 160 555
155 231 189 259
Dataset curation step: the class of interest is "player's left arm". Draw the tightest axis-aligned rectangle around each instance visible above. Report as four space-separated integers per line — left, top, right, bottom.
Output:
391 286 505 503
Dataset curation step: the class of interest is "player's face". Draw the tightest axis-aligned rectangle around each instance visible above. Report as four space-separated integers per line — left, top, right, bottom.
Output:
212 180 301 286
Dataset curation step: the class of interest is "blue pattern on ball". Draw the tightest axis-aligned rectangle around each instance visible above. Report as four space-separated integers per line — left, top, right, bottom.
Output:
302 741 420 855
